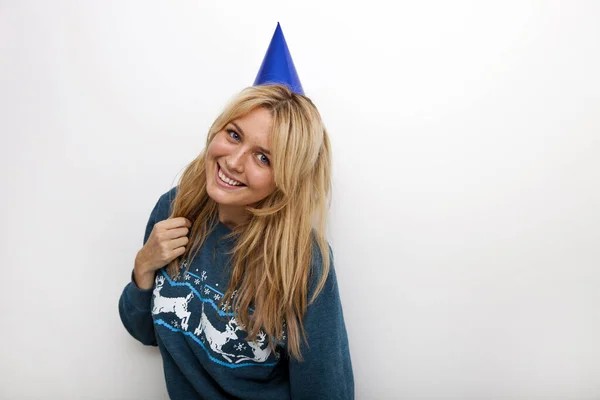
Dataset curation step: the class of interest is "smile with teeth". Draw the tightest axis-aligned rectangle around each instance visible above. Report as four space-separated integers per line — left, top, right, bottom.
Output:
218 165 245 186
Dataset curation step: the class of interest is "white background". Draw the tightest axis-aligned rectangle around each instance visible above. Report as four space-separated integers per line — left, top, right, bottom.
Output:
1 1 599 399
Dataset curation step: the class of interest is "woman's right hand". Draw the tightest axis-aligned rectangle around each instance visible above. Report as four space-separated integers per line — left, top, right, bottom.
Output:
133 217 192 289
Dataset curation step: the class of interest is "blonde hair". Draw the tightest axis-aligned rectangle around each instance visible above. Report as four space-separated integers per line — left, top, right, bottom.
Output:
166 84 331 361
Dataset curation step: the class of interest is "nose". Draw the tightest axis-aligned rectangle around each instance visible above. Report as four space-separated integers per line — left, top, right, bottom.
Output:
226 147 246 173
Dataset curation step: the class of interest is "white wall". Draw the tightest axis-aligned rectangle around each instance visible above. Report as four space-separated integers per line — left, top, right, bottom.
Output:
1 1 599 399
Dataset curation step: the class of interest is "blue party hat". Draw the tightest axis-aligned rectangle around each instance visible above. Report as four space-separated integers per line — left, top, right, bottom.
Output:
253 22 304 95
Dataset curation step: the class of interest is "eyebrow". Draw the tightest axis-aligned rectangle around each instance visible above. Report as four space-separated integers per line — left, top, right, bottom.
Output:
230 121 271 156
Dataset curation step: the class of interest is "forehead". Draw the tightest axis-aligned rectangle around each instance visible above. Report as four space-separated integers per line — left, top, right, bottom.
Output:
230 107 273 139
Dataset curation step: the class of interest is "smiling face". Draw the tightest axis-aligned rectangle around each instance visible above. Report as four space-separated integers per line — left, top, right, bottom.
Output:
205 107 277 215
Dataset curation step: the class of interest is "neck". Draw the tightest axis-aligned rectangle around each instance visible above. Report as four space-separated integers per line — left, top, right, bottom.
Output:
218 204 249 229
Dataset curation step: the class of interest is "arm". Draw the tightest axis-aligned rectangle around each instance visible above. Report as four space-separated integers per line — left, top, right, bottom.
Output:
117 195 163 346
289 245 355 399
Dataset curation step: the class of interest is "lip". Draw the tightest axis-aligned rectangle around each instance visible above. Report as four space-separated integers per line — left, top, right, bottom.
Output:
216 164 246 190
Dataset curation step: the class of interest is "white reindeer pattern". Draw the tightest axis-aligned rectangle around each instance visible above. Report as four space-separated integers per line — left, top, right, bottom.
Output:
152 276 194 331
194 302 242 363
235 331 274 364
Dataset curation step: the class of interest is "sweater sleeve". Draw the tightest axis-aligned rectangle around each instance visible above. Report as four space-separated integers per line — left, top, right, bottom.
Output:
288 244 355 399
117 194 164 347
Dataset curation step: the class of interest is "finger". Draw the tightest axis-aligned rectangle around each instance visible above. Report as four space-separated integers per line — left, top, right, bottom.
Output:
169 236 189 251
172 246 186 258
163 227 190 240
160 217 191 230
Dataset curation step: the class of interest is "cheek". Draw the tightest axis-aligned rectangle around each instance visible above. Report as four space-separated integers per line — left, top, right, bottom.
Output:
207 136 229 157
249 170 276 192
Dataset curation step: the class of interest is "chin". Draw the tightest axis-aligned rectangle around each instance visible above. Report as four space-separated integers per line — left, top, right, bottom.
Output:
206 183 244 206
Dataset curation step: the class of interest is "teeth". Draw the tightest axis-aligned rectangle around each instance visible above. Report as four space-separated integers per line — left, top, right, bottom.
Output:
218 167 242 186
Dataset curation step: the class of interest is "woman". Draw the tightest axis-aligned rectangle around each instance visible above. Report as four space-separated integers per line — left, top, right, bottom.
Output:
118 84 354 399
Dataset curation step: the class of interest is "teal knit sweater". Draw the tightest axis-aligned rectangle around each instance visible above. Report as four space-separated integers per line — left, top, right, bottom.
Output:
118 187 354 399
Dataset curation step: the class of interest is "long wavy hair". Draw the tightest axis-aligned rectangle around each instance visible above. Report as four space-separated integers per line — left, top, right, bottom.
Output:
165 84 332 361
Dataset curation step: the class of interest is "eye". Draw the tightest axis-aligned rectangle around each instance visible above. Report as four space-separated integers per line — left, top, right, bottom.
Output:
257 154 270 165
226 129 240 141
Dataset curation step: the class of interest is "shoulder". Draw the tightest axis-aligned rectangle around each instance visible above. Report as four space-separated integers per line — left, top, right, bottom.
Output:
307 235 337 301
309 236 333 274
158 185 178 207
155 186 179 220
143 186 179 243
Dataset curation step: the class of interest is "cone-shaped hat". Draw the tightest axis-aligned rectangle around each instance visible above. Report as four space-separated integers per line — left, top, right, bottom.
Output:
253 22 304 95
